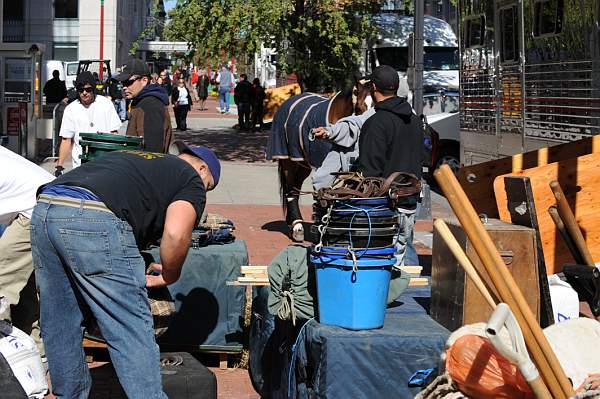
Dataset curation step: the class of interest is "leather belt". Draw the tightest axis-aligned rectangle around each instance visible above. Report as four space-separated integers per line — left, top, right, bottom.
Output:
37 194 114 214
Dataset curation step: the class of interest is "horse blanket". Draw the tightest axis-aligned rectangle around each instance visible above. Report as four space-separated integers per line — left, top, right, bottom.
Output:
266 92 333 168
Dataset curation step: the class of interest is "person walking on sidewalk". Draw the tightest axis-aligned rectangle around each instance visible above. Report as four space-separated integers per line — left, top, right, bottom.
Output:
43 70 67 104
107 77 127 122
216 65 234 114
171 78 192 131
0 146 54 364
55 71 121 176
234 74 253 130
197 70 210 111
117 58 173 153
30 142 221 399
251 78 266 131
355 65 423 268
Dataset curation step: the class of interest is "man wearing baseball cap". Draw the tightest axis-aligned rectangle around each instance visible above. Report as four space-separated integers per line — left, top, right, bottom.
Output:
356 64 423 272
116 58 172 153
30 142 220 398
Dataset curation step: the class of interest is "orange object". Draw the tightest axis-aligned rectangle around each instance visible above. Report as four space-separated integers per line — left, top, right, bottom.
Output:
446 335 535 399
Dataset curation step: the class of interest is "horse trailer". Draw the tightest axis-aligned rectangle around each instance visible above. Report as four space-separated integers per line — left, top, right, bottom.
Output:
459 0 600 165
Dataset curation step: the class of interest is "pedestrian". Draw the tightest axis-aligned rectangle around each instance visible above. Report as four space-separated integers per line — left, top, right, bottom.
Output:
216 65 234 114
355 65 423 267
116 58 173 153
171 78 192 131
197 70 210 111
55 71 121 176
43 70 67 104
234 74 253 130
107 77 127 122
150 72 159 84
30 142 221 399
0 146 54 365
191 68 199 102
251 78 266 131
159 70 172 99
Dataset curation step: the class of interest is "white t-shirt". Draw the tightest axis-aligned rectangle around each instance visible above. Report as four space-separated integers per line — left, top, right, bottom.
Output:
177 87 189 105
0 147 54 224
59 95 121 168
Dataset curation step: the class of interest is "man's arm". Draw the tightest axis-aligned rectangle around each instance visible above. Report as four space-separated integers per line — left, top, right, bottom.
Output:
314 107 376 148
146 200 196 287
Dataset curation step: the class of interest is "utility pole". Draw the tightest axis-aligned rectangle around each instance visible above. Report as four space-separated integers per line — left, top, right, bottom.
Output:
413 0 424 116
99 0 105 81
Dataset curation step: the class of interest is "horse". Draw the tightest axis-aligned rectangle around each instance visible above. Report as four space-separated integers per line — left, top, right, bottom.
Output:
266 78 371 241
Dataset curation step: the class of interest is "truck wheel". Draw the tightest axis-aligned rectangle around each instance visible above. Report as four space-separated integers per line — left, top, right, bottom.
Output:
435 143 460 175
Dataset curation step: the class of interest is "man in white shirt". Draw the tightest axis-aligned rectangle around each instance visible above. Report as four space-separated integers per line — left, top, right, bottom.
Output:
0 146 54 357
55 71 121 176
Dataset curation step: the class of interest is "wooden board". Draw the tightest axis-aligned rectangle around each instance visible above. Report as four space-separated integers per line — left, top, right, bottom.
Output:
458 136 600 218
494 152 600 274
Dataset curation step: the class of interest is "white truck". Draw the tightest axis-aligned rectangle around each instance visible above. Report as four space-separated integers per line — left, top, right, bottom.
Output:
362 14 460 172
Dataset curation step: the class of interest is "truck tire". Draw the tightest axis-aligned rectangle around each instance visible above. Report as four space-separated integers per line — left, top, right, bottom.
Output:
435 141 460 174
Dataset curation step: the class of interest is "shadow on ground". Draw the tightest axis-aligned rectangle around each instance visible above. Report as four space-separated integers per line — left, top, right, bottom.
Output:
175 128 270 163
261 220 313 241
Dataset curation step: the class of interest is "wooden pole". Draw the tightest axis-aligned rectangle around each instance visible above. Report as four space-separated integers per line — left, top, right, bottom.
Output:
548 205 585 265
549 181 594 266
433 219 497 309
434 165 574 398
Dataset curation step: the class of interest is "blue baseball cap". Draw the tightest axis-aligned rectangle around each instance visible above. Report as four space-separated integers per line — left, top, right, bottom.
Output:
169 140 221 188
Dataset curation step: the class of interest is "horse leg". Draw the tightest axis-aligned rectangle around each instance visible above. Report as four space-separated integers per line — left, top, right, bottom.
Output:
288 161 311 242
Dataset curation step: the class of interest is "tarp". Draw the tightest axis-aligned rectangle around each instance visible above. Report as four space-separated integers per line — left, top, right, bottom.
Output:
267 93 333 167
250 286 450 399
149 240 248 351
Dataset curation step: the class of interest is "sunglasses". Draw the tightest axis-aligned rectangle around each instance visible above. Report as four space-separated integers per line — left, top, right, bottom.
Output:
77 87 94 93
123 77 142 87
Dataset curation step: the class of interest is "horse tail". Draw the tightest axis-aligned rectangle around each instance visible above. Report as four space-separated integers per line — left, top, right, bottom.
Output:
278 159 288 215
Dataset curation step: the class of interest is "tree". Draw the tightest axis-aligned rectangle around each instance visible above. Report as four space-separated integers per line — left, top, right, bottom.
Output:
165 0 380 91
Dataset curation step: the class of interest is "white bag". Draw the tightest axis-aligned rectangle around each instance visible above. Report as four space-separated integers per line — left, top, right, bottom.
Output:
0 325 48 398
548 275 580 323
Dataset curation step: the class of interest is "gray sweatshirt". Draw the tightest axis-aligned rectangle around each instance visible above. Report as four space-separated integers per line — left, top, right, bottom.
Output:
312 107 376 189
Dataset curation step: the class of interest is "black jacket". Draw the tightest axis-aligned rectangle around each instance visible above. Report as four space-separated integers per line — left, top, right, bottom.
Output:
356 96 423 180
234 80 253 104
43 77 67 103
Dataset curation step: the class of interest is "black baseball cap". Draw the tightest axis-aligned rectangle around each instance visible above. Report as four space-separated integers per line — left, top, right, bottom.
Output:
115 58 151 81
371 65 399 92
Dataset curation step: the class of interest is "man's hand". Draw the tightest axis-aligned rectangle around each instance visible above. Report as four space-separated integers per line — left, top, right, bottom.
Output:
312 127 329 139
145 263 168 288
54 165 64 177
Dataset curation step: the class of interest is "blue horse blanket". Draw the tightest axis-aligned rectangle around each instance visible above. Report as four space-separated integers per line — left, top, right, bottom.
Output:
267 92 333 168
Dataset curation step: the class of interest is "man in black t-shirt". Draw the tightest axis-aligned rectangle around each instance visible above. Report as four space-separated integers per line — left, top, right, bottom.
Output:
29 141 221 398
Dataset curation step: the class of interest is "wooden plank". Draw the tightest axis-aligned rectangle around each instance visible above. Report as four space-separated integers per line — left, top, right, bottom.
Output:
83 338 107 349
494 152 600 274
458 136 600 218
240 266 268 274
408 277 429 286
237 276 269 283
399 266 423 275
219 353 228 370
226 280 271 286
503 176 554 327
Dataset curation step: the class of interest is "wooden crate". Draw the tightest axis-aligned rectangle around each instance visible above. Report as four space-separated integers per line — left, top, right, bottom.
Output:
431 218 540 331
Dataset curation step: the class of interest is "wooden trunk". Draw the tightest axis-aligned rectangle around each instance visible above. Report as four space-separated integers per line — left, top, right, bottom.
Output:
431 218 540 331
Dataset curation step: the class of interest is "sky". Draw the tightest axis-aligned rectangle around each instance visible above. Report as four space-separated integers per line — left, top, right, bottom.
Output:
164 0 176 13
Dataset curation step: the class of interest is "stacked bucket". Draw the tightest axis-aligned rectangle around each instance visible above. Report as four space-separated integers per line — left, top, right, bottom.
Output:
310 196 399 330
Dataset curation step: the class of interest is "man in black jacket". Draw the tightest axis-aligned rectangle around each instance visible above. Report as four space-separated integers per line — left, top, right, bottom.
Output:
234 74 253 130
356 64 423 268
117 59 172 153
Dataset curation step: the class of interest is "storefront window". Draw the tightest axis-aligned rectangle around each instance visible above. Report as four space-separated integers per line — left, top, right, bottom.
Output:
4 58 31 102
53 43 78 61
3 0 24 42
54 0 78 19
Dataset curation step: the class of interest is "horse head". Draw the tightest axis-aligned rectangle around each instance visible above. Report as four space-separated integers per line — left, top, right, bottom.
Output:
327 76 372 124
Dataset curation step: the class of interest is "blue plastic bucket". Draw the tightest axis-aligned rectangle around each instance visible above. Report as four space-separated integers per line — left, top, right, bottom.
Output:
310 254 393 330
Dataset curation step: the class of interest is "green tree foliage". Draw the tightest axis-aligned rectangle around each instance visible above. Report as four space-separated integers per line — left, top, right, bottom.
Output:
165 0 381 91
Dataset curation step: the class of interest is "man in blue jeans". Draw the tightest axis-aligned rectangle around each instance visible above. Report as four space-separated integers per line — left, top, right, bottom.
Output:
30 142 220 398
217 65 234 114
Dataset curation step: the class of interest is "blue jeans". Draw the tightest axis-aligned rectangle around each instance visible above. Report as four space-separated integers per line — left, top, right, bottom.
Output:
394 206 418 267
30 201 166 399
113 99 126 121
219 87 230 112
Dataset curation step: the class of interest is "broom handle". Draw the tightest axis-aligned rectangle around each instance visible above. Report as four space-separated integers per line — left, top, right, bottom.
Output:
530 377 553 399
433 219 497 309
434 165 574 398
548 206 585 265
549 181 594 266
